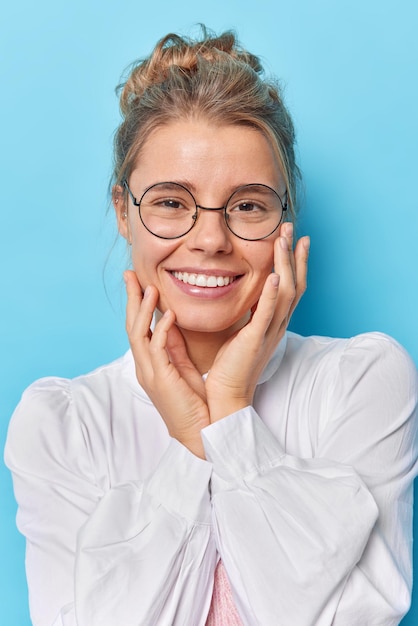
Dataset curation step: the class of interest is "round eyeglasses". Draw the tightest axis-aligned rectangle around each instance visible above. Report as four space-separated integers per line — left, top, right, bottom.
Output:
123 180 287 241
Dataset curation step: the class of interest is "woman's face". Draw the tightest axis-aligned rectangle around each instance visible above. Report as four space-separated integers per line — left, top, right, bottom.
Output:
117 120 286 338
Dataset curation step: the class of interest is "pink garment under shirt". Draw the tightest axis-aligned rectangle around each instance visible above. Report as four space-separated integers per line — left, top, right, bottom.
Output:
206 560 243 625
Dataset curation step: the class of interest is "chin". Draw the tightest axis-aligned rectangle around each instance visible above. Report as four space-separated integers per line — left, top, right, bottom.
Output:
174 311 249 336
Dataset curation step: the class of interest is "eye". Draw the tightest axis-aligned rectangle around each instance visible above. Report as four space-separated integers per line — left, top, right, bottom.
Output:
228 199 268 216
226 184 283 223
141 185 196 221
234 201 263 212
160 199 184 209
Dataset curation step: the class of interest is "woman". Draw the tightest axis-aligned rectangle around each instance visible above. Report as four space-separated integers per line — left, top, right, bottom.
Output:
5 28 418 626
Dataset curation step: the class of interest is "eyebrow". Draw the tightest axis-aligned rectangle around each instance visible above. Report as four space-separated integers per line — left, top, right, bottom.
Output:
171 180 199 192
150 181 198 192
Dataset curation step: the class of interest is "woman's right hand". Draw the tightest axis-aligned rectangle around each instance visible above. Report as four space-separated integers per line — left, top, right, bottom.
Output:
124 270 210 458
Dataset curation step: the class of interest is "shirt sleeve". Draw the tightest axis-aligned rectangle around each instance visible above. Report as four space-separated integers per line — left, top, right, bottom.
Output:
4 378 216 626
201 333 418 626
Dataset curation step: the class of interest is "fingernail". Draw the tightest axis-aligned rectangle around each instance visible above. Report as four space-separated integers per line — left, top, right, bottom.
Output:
285 222 293 238
144 286 151 298
123 271 129 284
271 273 280 288
280 236 288 250
303 236 311 251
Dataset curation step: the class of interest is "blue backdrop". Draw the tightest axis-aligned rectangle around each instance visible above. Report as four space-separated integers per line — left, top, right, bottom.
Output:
1 1 417 624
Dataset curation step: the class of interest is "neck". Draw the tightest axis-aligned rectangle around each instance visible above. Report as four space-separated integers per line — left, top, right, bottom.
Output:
179 329 225 374
178 313 251 374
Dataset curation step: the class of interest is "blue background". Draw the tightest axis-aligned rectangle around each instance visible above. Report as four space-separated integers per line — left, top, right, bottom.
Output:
1 0 417 623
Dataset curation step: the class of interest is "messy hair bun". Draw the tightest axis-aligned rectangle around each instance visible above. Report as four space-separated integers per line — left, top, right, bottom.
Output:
119 30 263 115
113 26 300 219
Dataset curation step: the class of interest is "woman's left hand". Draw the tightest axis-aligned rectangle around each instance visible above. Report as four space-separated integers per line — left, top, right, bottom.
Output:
206 223 310 422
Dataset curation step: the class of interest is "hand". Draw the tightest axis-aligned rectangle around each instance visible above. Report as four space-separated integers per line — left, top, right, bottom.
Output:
124 272 210 458
205 223 310 421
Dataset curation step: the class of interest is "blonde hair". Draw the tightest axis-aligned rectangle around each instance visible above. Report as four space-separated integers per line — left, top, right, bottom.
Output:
113 27 300 219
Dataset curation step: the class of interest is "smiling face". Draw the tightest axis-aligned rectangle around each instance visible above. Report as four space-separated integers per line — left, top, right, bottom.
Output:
116 119 285 340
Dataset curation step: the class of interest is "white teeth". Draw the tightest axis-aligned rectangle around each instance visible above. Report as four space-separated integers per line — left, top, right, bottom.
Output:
196 274 207 287
173 272 235 287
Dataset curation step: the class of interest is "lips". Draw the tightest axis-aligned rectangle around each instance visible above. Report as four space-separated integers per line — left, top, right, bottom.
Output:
172 271 236 287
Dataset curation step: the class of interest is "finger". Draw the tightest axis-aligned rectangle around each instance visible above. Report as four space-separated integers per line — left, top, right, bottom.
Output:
251 223 293 322
243 272 281 347
125 272 159 341
165 322 190 366
134 285 159 340
289 235 310 317
165 323 208 401
124 270 143 336
163 318 199 376
273 234 297 318
249 272 281 333
281 221 296 279
147 309 204 396
148 309 176 370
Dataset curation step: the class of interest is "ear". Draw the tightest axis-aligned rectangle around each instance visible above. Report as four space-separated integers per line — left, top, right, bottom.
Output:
113 184 131 243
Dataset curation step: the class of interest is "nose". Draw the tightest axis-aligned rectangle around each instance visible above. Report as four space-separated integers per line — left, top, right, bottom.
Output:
186 207 233 255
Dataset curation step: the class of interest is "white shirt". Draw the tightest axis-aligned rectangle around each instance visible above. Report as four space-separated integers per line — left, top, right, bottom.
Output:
4 331 418 626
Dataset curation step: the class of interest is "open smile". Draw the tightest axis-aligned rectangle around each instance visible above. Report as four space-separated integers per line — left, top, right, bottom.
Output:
171 271 239 288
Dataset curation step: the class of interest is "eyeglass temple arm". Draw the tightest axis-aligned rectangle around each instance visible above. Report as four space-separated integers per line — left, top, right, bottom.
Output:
282 190 288 211
123 180 140 206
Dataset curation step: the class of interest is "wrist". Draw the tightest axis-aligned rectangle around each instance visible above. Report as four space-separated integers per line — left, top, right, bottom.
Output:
208 397 252 423
168 429 207 459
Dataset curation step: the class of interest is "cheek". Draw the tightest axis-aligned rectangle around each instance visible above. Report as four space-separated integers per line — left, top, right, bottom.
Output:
130 235 177 287
247 241 275 275
242 244 275 302
129 232 155 280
